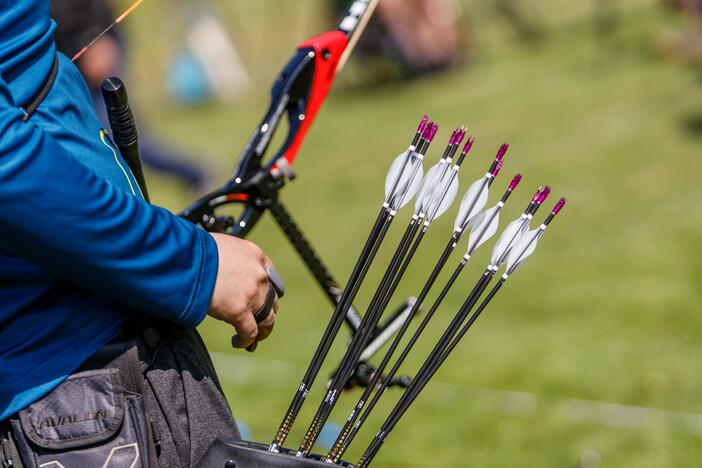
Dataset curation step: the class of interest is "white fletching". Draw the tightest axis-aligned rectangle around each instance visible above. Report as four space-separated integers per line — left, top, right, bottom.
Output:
384 150 411 200
489 215 530 267
415 161 447 214
396 160 424 209
384 149 424 210
453 177 489 232
426 171 459 222
505 227 545 275
467 203 501 256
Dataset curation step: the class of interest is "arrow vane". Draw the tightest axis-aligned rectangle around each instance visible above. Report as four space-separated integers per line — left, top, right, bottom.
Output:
453 143 508 233
466 173 523 257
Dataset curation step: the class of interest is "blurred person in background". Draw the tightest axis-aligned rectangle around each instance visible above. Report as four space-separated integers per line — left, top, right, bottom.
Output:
51 0 211 193
332 0 463 77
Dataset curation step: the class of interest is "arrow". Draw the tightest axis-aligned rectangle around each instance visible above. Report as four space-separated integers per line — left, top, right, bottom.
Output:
453 143 508 234
356 197 567 468
296 124 466 456
505 196 566 276
324 170 521 464
489 185 550 268
71 0 146 62
335 182 542 461
269 116 436 452
384 121 436 212
465 173 522 257
416 128 466 222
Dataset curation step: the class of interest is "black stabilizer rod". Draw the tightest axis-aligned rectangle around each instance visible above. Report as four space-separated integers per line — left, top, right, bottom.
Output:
101 76 150 202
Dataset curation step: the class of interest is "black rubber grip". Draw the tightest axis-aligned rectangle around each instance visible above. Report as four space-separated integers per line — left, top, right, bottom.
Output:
246 282 276 352
254 282 277 323
245 267 284 352
101 76 150 202
266 266 285 298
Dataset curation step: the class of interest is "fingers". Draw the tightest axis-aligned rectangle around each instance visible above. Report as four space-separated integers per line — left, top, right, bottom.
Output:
256 306 277 342
243 295 279 352
208 234 281 351
231 312 258 349
233 276 275 351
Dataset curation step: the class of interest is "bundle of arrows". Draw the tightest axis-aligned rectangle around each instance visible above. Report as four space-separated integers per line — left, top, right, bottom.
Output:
200 115 566 468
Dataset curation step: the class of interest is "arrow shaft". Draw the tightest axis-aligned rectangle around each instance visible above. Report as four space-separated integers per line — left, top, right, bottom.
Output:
346 254 468 447
358 277 506 468
493 214 531 267
467 205 501 256
298 215 424 455
506 227 545 276
389 151 425 211
326 233 458 462
269 207 392 450
357 270 495 468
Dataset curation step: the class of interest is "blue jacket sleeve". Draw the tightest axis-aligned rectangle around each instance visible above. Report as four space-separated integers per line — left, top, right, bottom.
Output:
0 76 218 328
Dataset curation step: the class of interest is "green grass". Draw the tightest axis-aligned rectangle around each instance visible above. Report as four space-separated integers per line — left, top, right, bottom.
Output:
124 1 702 466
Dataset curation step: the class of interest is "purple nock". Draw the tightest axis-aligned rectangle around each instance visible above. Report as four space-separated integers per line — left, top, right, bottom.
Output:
495 143 509 162
537 186 551 204
552 197 567 215
491 159 504 178
530 187 544 203
455 136 474 166
422 122 439 143
449 128 459 146
421 121 435 140
454 127 466 146
417 114 429 133
508 173 523 191
461 137 475 154
428 123 439 142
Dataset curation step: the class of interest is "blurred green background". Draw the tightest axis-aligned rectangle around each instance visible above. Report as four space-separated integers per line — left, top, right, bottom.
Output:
122 0 702 466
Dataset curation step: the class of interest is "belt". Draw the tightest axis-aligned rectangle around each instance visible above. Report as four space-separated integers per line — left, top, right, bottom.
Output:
19 55 59 121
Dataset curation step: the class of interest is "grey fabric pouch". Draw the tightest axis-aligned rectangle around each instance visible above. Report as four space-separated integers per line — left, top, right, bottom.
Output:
9 368 153 468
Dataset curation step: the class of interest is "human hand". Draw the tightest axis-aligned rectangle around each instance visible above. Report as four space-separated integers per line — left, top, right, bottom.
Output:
208 233 279 350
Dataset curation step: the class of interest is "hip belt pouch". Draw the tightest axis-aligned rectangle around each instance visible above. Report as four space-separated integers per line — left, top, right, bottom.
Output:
9 368 153 468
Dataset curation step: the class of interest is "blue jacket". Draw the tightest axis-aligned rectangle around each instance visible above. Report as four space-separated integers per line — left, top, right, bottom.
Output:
0 1 219 420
